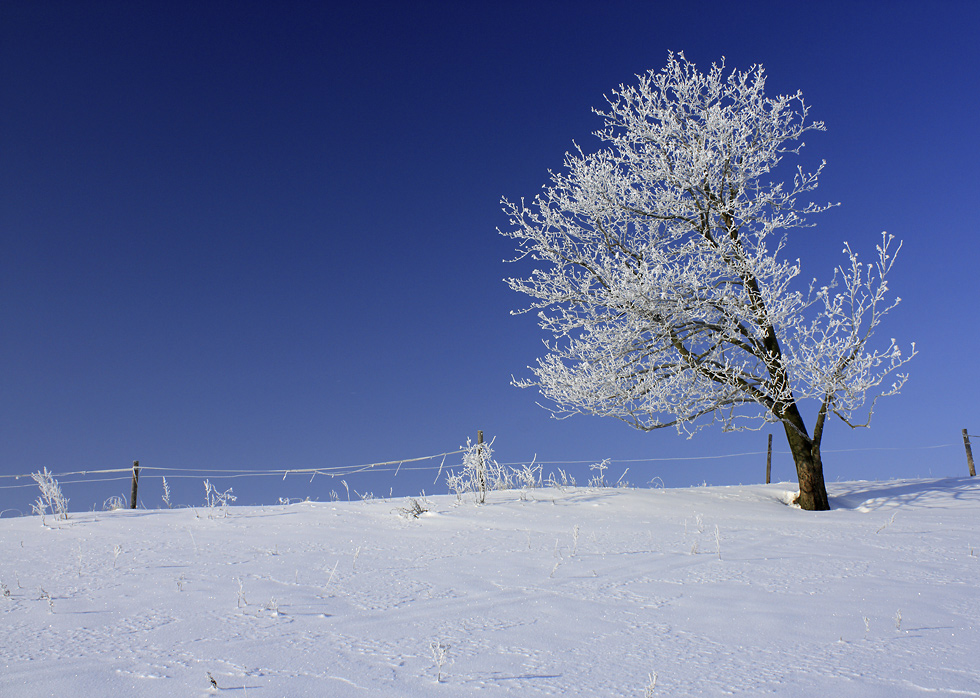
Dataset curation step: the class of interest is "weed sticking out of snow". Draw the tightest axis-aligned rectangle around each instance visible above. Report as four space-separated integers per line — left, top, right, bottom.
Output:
429 641 451 683
324 560 339 591
161 477 172 508
547 468 576 491
644 670 658 696
30 468 69 523
186 528 199 554
588 458 610 488
203 480 236 517
876 511 898 533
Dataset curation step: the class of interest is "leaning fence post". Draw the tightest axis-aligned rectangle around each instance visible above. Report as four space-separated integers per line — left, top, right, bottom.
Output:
130 460 140 509
963 430 976 477
766 434 773 484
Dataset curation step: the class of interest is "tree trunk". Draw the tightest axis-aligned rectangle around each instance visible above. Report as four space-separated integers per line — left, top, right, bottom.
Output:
780 404 831 511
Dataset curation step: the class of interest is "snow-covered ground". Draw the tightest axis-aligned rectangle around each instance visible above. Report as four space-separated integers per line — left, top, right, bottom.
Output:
2 478 978 697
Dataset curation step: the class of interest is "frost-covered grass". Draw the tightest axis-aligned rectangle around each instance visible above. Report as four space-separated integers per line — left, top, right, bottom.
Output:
1 478 978 696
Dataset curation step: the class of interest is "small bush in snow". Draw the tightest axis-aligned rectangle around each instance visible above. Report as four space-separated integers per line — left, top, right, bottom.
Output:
446 437 498 503
446 437 543 503
102 495 126 512
30 468 69 522
203 479 236 516
396 497 430 519
514 460 542 500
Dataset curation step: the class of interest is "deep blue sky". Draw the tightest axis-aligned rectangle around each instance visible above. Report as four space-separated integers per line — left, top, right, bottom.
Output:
2 1 978 512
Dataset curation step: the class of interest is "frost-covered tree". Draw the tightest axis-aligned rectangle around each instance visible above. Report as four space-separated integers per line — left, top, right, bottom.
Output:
500 53 914 511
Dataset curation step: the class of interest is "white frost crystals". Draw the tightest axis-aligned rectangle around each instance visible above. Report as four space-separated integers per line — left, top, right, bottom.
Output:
499 53 914 510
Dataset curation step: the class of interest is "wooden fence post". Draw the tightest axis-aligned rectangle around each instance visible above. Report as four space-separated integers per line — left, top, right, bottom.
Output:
130 460 140 509
476 431 486 503
766 434 772 484
963 430 976 477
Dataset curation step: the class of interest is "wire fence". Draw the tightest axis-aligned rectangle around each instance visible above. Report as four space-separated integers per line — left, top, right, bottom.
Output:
0 449 469 491
0 440 965 493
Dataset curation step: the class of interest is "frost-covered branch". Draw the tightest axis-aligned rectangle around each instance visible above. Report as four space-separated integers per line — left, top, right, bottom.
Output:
790 233 916 431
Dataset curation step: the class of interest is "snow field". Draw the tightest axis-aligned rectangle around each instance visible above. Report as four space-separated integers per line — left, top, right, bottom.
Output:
1 478 978 697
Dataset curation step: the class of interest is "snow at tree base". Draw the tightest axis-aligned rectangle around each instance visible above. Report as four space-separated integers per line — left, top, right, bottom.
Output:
2 478 978 697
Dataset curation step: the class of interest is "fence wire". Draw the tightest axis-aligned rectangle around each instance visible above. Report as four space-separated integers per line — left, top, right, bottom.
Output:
0 442 962 491
0 450 465 490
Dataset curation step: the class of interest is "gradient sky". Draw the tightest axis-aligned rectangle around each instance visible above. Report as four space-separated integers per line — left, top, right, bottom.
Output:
2 1 978 512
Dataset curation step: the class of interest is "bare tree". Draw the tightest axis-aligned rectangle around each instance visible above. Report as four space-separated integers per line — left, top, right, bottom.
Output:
500 53 914 510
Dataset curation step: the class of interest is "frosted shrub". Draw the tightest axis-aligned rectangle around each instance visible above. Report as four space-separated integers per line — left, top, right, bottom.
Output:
446 437 528 503
588 459 611 488
203 479 236 516
31 468 69 521
102 495 126 512
514 461 542 500
447 437 498 503
444 471 468 503
445 437 547 503
397 497 430 519
514 461 542 490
